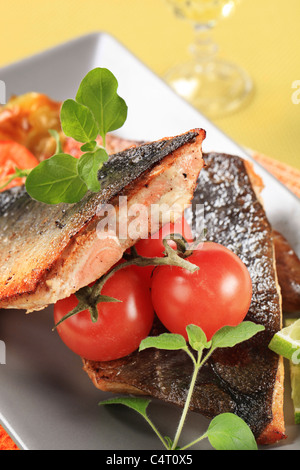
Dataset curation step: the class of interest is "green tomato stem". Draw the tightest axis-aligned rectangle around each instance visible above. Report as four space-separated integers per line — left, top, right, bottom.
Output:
90 241 199 304
53 237 199 330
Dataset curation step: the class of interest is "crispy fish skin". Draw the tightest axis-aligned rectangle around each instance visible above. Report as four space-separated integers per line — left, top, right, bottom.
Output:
272 230 300 313
83 152 285 445
0 129 205 311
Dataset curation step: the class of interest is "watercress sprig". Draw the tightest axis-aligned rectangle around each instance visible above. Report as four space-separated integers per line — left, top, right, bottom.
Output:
19 68 127 204
100 322 265 451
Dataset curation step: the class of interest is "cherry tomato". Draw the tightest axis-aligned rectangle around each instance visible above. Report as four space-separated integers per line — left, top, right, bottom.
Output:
54 267 154 361
0 141 39 191
151 242 252 340
132 216 193 284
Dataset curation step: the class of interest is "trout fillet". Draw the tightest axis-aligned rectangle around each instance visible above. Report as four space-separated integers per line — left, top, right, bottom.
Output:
0 129 205 311
83 152 285 445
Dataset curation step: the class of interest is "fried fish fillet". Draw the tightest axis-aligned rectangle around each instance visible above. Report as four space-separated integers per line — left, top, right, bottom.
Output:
0 129 205 311
273 230 300 313
83 152 285 445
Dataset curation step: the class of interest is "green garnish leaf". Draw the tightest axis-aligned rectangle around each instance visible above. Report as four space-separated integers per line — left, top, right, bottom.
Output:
186 324 211 352
99 396 151 418
77 148 108 192
80 141 98 152
60 99 99 143
23 67 128 205
206 413 258 450
25 153 88 204
139 333 187 352
76 68 128 145
210 321 265 351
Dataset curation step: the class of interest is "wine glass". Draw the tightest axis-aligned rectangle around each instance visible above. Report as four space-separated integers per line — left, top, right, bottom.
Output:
163 0 253 118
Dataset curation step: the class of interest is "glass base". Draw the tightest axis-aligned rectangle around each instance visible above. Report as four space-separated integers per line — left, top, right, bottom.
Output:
164 58 253 118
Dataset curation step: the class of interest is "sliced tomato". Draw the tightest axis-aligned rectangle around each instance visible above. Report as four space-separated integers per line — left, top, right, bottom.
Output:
0 141 39 191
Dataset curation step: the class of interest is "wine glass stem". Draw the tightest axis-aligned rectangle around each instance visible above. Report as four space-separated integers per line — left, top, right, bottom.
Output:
190 24 218 63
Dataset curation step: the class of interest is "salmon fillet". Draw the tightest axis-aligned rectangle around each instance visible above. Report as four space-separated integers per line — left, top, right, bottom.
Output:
0 129 205 311
83 152 285 445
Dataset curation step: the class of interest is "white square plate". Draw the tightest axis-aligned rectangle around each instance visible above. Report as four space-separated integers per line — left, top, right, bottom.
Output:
0 32 299 450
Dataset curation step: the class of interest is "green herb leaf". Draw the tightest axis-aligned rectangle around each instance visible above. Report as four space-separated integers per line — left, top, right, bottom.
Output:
24 67 128 205
186 324 211 352
60 99 99 143
77 148 108 192
76 67 128 145
206 413 258 450
25 153 88 204
139 333 187 352
99 397 151 418
49 129 63 154
80 141 98 152
210 321 265 351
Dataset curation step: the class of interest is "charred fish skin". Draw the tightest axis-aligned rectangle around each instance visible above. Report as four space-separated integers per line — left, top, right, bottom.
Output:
0 130 200 220
98 132 200 193
0 129 205 310
189 153 281 336
273 230 300 313
83 152 285 445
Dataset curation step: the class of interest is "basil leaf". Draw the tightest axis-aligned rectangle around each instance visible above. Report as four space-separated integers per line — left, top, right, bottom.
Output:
25 153 88 204
60 99 99 143
99 397 151 418
186 324 211 352
206 413 258 450
76 68 128 144
210 322 265 351
77 148 108 192
139 333 187 352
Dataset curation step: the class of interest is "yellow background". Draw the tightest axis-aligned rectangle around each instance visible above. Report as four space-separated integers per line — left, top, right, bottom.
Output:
0 0 299 169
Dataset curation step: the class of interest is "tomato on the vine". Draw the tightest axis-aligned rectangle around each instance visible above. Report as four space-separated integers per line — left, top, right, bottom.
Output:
54 266 154 361
132 216 193 284
150 242 252 340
